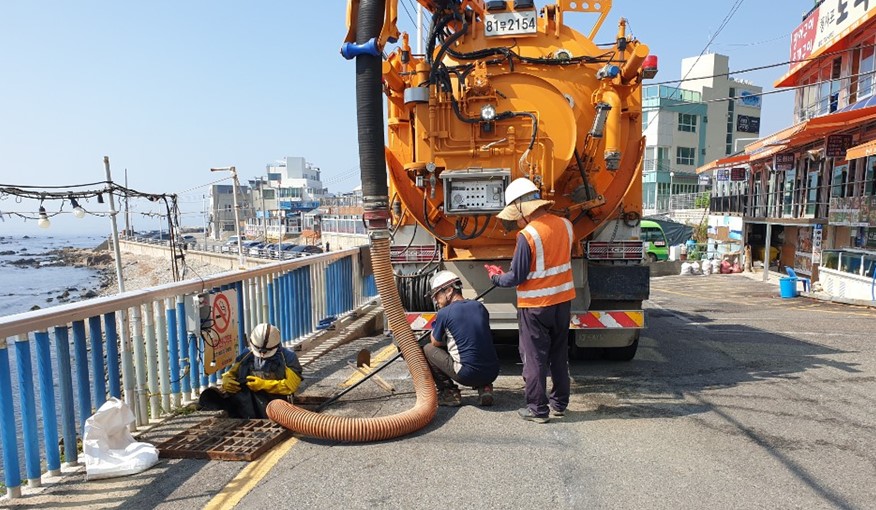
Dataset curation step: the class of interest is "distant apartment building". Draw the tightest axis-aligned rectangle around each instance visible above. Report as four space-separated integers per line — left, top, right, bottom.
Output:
643 53 763 212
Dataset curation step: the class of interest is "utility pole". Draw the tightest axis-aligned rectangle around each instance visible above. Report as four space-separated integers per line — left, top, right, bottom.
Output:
210 166 246 269
103 156 138 425
124 168 131 235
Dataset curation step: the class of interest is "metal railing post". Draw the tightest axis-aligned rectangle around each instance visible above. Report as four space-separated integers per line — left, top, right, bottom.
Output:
0 336 22 498
157 299 171 413
87 316 107 409
130 306 148 427
173 296 186 406
35 330 61 476
71 320 91 434
104 313 121 399
53 326 77 467
144 301 160 421
15 335 41 488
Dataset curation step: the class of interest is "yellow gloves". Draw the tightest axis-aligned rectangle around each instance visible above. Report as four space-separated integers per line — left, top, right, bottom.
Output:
221 366 241 393
245 367 302 395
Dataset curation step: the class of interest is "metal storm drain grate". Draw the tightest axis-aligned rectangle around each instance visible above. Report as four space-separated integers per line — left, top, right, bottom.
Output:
157 418 292 461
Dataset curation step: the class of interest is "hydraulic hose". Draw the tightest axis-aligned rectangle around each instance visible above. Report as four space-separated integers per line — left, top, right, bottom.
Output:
267 0 437 441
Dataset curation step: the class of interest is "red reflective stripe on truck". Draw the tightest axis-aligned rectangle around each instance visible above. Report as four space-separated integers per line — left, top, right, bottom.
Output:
405 312 436 330
570 311 644 329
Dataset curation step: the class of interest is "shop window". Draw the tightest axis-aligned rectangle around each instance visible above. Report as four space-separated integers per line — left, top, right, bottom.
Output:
783 169 796 216
806 170 819 215
676 147 695 166
832 164 849 197
859 43 875 99
866 155 876 196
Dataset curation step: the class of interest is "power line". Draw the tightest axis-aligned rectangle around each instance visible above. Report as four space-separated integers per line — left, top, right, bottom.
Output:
645 0 745 131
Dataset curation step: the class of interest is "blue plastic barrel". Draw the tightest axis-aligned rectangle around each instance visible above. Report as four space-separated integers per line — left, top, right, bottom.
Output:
779 277 799 299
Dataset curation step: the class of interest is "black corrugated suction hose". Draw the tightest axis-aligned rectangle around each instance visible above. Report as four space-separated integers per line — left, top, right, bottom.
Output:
267 0 437 441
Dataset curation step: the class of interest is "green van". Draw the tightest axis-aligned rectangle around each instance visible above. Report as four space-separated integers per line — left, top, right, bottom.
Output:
640 220 669 262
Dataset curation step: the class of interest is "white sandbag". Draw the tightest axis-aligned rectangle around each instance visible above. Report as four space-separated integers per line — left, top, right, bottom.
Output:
83 397 159 481
701 260 712 275
711 259 721 272
680 261 693 275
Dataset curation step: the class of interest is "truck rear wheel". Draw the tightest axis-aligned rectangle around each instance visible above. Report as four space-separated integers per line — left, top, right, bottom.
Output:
602 331 639 361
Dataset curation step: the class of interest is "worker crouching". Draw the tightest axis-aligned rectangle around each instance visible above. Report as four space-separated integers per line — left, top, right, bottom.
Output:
198 323 303 419
424 270 500 407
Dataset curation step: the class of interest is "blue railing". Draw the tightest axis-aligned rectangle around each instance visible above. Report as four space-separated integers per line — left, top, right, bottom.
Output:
0 246 378 499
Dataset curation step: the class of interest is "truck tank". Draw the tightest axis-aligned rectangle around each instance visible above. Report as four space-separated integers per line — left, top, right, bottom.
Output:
379 0 655 360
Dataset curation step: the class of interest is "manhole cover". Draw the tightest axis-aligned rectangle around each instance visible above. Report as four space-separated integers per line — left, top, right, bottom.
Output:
157 417 291 461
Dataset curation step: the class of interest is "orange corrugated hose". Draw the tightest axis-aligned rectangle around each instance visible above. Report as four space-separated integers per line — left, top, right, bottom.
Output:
266 237 438 441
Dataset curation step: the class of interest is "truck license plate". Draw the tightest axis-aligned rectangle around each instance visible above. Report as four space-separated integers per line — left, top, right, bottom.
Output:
484 11 537 37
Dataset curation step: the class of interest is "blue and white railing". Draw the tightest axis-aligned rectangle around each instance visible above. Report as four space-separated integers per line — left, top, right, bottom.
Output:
0 247 378 499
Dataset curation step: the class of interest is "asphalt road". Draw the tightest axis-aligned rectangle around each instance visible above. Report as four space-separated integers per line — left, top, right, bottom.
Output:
238 274 876 510
6 273 874 509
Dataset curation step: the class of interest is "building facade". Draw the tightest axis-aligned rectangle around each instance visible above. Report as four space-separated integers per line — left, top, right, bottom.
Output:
643 53 763 213
209 183 252 240
244 156 327 240
700 0 876 299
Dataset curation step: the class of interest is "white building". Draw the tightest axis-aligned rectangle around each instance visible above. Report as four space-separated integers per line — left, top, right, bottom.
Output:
643 53 763 213
245 156 327 240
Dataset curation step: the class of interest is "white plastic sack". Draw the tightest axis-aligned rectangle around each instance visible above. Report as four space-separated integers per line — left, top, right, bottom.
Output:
83 397 159 481
680 262 693 275
701 260 711 275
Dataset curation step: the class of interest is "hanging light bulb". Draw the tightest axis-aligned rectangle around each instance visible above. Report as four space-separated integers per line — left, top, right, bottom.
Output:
38 206 51 229
69 195 86 219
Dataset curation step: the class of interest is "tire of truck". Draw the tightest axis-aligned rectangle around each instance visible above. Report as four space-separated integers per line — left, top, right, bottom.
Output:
602 331 639 361
646 253 657 264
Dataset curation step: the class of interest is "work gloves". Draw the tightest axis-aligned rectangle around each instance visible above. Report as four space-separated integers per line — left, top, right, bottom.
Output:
246 367 302 396
221 369 241 394
484 264 505 279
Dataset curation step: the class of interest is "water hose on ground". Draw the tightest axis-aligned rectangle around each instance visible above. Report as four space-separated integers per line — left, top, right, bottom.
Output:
266 0 437 441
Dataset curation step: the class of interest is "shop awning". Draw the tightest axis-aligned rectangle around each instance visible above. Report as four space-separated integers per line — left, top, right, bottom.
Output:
696 153 749 174
744 104 876 158
743 122 806 155
845 138 876 160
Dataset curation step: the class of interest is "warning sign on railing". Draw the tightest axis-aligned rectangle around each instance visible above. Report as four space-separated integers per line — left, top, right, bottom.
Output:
202 290 239 375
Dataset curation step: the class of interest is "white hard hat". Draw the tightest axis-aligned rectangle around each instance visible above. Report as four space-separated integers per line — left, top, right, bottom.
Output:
429 270 461 297
497 177 552 221
504 177 539 204
249 323 281 359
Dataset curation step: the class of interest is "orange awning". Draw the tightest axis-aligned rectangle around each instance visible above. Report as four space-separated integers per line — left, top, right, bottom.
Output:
846 138 876 160
745 104 876 158
696 153 749 174
748 144 789 163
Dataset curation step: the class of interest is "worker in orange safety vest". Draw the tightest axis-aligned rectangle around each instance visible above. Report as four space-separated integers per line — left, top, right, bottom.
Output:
486 177 574 424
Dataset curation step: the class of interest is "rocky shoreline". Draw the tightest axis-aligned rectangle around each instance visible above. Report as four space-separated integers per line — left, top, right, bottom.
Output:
13 246 226 311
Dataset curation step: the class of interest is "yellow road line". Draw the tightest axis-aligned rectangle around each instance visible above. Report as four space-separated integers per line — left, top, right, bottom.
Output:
203 436 298 510
341 343 399 387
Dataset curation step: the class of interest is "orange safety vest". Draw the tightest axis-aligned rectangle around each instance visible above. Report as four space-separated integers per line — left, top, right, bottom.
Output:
516 214 576 308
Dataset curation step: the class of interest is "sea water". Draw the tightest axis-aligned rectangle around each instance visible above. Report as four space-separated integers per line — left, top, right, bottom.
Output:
0 234 105 483
0 234 107 318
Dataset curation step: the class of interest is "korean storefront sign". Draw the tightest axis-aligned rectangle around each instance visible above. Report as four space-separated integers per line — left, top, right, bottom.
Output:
775 152 795 171
812 224 824 264
828 195 876 227
789 0 876 66
826 134 854 158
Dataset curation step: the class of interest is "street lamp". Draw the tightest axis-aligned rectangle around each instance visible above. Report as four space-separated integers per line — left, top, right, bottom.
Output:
210 166 246 269
669 171 675 212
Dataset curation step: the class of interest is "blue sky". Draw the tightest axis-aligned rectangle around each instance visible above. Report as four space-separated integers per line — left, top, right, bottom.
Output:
0 1 809 235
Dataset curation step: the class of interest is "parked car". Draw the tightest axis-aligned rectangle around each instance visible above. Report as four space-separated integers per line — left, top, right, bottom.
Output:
290 245 324 258
221 235 246 252
245 241 266 256
180 235 197 248
273 244 300 259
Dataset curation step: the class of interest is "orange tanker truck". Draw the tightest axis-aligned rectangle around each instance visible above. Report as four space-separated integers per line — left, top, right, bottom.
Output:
344 0 657 360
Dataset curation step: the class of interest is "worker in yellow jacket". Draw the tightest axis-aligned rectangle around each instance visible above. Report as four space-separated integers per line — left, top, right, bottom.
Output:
199 323 303 419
